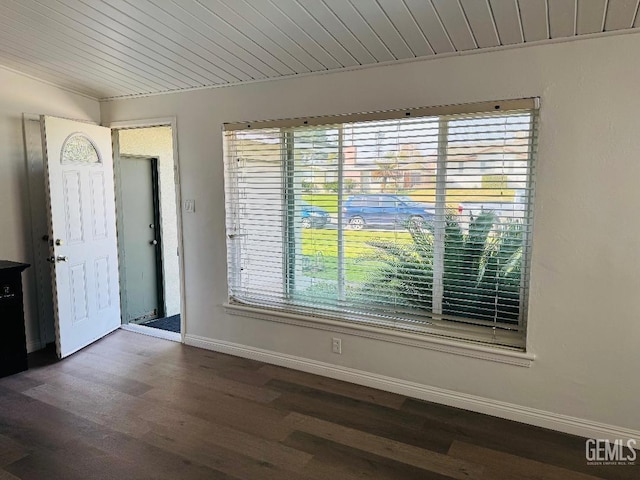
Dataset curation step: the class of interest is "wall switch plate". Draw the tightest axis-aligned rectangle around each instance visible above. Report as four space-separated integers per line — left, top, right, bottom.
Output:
331 337 342 354
184 199 196 213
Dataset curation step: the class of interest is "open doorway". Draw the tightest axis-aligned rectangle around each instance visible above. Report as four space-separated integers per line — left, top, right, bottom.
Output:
24 116 185 354
114 126 182 338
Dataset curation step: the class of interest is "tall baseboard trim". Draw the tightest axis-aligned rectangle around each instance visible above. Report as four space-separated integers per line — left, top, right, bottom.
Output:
185 333 639 442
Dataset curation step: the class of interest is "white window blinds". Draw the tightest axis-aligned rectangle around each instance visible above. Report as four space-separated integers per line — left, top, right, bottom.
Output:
224 99 538 349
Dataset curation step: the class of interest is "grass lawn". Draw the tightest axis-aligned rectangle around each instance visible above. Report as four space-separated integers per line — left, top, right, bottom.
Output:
301 228 412 258
301 193 339 213
301 255 385 284
302 188 515 213
300 228 413 285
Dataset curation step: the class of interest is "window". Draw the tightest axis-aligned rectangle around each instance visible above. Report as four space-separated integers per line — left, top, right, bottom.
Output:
61 133 101 164
224 99 538 350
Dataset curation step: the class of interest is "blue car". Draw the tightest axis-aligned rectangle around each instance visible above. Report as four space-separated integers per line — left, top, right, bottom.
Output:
301 202 330 229
342 194 434 230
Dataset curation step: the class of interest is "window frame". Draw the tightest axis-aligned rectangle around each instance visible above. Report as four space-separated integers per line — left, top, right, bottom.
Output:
223 98 538 355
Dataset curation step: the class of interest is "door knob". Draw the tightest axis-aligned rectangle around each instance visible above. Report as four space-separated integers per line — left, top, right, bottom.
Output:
150 240 158 245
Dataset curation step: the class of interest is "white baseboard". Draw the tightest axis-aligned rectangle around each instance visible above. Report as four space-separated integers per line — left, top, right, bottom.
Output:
121 323 181 342
185 333 639 443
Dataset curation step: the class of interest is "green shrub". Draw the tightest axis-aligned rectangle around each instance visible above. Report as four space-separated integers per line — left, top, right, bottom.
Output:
301 180 314 192
324 181 339 192
361 213 523 324
360 224 434 311
322 179 355 193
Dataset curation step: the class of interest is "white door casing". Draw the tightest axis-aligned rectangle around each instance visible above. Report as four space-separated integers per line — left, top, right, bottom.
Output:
41 116 121 358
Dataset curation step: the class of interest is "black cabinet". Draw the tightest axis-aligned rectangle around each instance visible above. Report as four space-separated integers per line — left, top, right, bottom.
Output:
0 261 30 378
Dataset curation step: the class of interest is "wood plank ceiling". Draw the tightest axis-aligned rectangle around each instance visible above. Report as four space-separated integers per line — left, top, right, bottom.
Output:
0 0 638 100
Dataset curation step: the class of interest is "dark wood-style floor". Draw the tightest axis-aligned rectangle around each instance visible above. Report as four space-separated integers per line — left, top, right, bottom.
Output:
0 331 635 480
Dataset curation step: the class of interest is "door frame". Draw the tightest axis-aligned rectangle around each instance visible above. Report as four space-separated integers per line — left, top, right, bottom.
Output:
116 154 165 324
23 114 54 350
109 117 186 343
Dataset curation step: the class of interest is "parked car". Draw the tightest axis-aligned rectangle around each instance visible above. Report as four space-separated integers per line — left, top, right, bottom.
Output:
342 194 435 230
301 201 330 229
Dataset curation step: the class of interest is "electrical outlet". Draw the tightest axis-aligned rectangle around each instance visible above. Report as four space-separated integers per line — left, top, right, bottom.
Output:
331 337 342 354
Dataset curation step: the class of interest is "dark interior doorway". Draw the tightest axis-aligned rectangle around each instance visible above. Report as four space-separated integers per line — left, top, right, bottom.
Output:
114 125 182 337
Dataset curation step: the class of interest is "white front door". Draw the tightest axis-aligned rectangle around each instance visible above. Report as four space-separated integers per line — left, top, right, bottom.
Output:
41 116 121 358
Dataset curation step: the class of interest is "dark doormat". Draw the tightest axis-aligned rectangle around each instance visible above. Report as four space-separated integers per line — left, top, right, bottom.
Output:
142 314 180 333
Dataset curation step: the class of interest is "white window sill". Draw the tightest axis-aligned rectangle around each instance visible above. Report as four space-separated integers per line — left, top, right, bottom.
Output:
223 302 535 368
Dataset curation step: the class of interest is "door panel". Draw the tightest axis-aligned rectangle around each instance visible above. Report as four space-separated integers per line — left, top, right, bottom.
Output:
69 263 89 323
63 170 83 243
42 116 120 359
91 172 108 240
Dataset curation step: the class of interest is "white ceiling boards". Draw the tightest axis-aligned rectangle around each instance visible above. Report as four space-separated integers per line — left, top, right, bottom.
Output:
0 0 638 100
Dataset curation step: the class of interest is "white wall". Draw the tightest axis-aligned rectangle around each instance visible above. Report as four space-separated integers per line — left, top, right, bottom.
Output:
118 127 181 317
101 33 640 435
0 67 100 351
